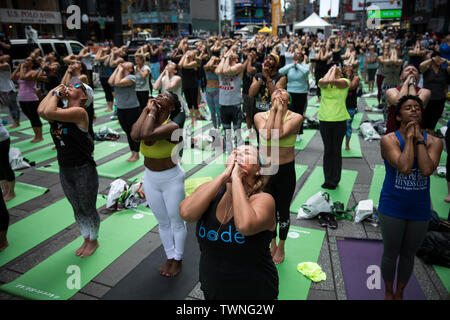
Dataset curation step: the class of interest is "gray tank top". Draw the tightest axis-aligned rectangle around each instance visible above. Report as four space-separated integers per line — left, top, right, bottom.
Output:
219 74 242 106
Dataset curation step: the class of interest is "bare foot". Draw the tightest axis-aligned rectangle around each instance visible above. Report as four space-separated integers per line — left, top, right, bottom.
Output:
445 195 450 203
394 291 404 300
125 154 139 162
272 246 285 265
345 146 351 151
159 259 173 277
81 240 99 258
270 242 277 258
75 239 89 256
384 292 395 300
31 137 43 143
9 123 19 129
3 192 16 202
0 241 8 252
167 259 182 277
106 108 113 112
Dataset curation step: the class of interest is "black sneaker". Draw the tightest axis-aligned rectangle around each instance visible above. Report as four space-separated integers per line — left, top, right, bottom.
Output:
327 213 338 229
317 212 328 227
321 183 336 190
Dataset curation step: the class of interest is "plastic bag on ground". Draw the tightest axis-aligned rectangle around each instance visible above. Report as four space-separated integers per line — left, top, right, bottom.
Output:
359 122 381 141
9 147 31 170
106 179 128 209
297 191 333 220
354 199 373 223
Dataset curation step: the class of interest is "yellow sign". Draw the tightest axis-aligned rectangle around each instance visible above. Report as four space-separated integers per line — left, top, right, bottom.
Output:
272 0 281 36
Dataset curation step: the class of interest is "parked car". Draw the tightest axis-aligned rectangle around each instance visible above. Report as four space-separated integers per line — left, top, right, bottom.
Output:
9 38 85 67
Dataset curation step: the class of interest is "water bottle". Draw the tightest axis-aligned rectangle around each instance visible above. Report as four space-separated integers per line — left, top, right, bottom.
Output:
371 210 379 227
1 119 7 125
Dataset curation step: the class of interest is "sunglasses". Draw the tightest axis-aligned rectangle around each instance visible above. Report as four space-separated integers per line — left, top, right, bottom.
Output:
72 83 87 94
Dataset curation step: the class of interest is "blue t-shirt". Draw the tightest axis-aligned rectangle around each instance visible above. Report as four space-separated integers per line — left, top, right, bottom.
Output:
440 43 450 68
378 131 430 221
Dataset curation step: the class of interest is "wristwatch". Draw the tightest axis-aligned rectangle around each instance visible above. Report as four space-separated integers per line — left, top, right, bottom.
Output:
416 140 426 146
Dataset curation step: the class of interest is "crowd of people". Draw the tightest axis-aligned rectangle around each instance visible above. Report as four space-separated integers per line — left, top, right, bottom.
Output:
0 28 450 300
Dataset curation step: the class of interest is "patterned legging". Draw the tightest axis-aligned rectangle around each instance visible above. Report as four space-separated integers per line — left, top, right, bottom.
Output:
206 88 221 128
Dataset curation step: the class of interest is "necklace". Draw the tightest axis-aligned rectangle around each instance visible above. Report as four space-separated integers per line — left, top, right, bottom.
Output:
214 193 233 241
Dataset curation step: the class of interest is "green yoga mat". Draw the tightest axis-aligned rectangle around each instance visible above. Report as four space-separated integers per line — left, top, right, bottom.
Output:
6 183 49 210
308 96 319 107
94 107 113 118
439 152 447 166
305 107 318 118
0 205 158 300
12 134 53 153
6 120 32 133
342 133 363 158
434 265 450 293
37 141 128 174
295 129 317 151
94 99 107 108
368 164 385 208
430 175 450 220
22 145 57 164
364 97 379 108
290 166 358 214
367 114 384 121
17 123 50 136
276 225 326 300
352 112 364 130
0 196 106 268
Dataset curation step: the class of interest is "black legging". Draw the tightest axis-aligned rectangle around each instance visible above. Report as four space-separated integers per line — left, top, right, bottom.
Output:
86 103 94 139
19 100 42 127
421 99 446 131
263 161 296 241
319 121 346 187
136 90 149 111
183 87 198 110
117 107 141 152
0 139 15 182
100 77 114 103
289 92 307 134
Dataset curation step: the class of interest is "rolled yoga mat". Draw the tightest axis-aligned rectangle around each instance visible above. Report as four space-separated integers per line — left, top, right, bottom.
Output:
290 166 358 214
0 196 106 268
341 133 363 158
6 183 49 210
101 222 200 300
37 141 128 174
0 205 158 300
336 237 426 300
276 226 326 300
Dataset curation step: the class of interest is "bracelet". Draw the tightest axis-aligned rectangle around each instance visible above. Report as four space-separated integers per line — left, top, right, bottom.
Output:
147 113 156 120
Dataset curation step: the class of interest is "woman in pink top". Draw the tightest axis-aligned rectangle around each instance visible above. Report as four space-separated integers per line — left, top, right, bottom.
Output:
11 56 43 142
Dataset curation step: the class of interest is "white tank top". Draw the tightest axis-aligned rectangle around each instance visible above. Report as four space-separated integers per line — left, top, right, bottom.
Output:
0 69 15 92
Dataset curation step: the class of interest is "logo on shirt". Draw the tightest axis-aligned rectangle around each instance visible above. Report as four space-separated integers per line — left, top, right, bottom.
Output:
198 221 245 244
394 168 428 191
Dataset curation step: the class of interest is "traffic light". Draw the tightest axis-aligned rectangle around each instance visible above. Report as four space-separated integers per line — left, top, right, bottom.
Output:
245 8 248 16
328 9 331 16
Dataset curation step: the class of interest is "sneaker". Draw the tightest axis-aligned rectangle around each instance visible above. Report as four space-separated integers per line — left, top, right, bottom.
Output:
317 213 328 228
327 213 338 229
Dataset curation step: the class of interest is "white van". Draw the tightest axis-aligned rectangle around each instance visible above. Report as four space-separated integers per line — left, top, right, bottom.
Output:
9 39 85 67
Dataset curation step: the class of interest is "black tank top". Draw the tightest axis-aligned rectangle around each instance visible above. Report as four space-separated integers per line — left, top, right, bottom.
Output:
150 53 159 63
346 76 358 109
196 186 278 300
50 119 95 168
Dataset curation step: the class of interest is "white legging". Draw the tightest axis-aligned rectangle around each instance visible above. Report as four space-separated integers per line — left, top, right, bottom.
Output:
143 164 187 261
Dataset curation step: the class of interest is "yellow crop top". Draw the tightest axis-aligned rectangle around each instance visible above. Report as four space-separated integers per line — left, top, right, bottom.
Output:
259 110 297 147
139 119 178 159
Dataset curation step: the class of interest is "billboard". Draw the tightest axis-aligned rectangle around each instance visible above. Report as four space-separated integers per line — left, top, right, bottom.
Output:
352 0 402 11
319 0 340 18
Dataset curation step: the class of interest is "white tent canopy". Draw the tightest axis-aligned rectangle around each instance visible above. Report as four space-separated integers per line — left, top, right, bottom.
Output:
293 12 332 36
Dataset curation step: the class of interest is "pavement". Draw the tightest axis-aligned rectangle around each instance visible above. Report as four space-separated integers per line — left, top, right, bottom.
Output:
0 89 449 301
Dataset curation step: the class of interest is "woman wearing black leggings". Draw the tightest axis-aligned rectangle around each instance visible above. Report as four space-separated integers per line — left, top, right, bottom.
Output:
179 51 200 127
379 95 442 300
95 47 114 112
254 89 303 265
108 61 141 162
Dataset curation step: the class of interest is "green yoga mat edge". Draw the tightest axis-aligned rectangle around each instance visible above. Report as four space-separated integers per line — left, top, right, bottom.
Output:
342 133 363 158
0 196 106 268
0 206 158 300
6 183 49 210
276 225 326 300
